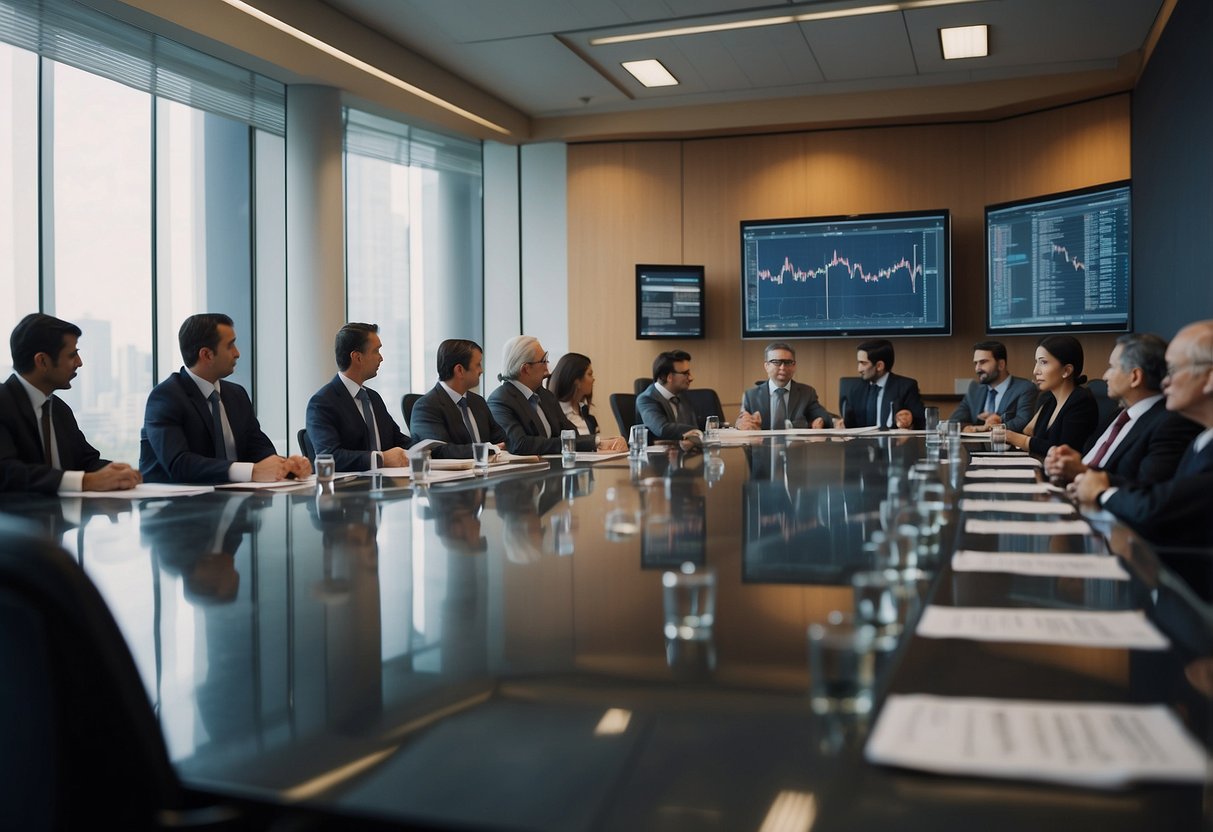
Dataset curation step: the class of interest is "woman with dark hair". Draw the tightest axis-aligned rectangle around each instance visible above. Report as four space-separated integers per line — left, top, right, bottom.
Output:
1004 334 1099 455
547 352 601 436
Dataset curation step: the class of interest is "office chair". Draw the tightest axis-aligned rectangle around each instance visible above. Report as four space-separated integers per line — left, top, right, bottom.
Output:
297 428 316 461
685 388 724 431
401 393 423 431
633 377 649 396
1086 379 1120 430
610 393 638 436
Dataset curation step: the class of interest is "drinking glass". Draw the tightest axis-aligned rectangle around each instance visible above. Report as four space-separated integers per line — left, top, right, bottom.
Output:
808 612 876 715
408 448 431 484
561 429 577 468
990 423 1008 453
314 453 335 483
472 442 491 475
629 424 649 458
704 415 720 440
663 563 717 641
924 406 940 444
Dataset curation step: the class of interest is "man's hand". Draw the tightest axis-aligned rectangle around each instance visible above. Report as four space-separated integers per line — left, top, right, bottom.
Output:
810 417 825 429
284 455 312 477
1044 444 1085 482
735 409 761 431
381 447 408 468
1073 469 1111 504
596 436 628 452
252 455 291 482
981 412 1004 426
82 462 142 491
894 409 914 430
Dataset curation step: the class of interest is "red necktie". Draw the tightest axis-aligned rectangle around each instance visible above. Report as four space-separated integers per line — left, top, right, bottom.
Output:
1087 410 1131 468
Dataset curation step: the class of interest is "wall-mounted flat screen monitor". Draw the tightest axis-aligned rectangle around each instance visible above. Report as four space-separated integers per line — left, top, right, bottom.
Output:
636 264 705 339
741 210 950 338
986 181 1131 334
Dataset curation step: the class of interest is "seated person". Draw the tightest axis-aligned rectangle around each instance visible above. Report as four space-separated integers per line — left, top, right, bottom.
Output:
839 339 924 429
547 352 628 445
950 340 1037 432
1046 333 1200 485
736 341 832 430
306 322 413 471
140 313 311 484
409 338 507 458
1004 334 1099 456
636 350 703 441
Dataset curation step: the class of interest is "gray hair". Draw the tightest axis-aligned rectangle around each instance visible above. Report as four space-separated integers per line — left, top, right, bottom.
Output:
1115 333 1167 391
498 335 542 381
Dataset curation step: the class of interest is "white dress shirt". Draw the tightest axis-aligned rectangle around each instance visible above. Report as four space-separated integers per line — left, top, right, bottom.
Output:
184 367 253 483
15 374 84 493
1082 394 1163 466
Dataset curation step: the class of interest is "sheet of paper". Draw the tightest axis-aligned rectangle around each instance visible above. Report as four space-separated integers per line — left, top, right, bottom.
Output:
78 483 215 498
951 550 1129 581
963 482 1063 495
216 475 318 491
964 468 1037 480
960 498 1076 515
968 450 1030 457
866 695 1206 788
573 451 630 462
968 456 1042 468
965 518 1090 535
355 468 477 483
916 605 1168 649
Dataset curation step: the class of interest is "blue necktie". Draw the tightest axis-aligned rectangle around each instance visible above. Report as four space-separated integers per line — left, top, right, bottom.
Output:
357 388 378 451
209 390 233 460
458 397 478 442
983 386 997 416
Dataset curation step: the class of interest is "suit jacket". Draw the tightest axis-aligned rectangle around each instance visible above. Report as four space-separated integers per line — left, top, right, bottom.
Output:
840 373 925 430
0 373 107 494
636 383 699 441
1084 401 1202 486
140 368 279 484
487 382 595 455
741 380 833 429
1026 387 1099 457
1105 439 1213 546
409 383 507 458
950 375 1037 432
305 375 412 472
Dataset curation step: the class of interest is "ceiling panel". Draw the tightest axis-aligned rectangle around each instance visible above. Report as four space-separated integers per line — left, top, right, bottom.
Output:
454 36 630 112
801 12 918 82
717 25 824 87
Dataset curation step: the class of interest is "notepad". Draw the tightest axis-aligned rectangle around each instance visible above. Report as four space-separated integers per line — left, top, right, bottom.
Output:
951 550 1129 580
965 518 1090 535
960 499 1076 515
965 468 1037 480
968 456 1042 468
916 606 1168 649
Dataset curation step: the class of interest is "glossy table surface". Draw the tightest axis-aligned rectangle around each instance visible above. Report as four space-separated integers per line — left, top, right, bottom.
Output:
2 435 1209 830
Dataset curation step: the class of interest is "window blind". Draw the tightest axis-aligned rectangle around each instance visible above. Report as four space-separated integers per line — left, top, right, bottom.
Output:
344 107 482 177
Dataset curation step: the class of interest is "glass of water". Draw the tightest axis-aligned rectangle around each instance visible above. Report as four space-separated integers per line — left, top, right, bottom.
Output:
408 447 431 484
315 453 335 483
472 442 491 475
989 423 1008 453
561 429 577 468
629 424 648 458
808 612 876 715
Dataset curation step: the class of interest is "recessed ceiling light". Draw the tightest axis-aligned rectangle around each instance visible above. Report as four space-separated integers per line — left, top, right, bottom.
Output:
940 24 988 59
622 59 679 88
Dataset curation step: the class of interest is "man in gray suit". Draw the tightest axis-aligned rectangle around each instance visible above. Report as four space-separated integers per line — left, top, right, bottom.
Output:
736 342 833 430
950 340 1037 432
636 349 703 442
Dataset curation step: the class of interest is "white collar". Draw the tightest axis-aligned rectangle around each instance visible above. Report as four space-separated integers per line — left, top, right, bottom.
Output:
184 366 221 399
15 373 49 410
337 372 364 400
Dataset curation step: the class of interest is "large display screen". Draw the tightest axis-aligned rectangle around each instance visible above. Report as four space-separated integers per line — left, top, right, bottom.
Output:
741 210 950 338
986 182 1131 334
636 264 705 339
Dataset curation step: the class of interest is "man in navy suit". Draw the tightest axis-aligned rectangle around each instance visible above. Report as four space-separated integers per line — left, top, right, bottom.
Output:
1047 333 1200 486
636 349 704 442
409 338 507 458
736 342 833 430
140 313 310 484
1076 320 1213 545
305 322 413 472
0 313 140 494
950 340 1037 432
840 339 925 429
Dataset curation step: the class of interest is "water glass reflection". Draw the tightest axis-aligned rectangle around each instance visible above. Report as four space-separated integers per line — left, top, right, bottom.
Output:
604 486 640 541
662 563 716 641
852 568 927 652
808 611 876 715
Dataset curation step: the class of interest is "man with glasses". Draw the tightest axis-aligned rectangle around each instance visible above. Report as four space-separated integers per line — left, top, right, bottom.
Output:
736 342 832 430
1075 319 1213 545
637 349 703 441
488 335 626 455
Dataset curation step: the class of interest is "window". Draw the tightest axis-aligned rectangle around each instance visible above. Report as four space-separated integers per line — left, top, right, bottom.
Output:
0 41 38 362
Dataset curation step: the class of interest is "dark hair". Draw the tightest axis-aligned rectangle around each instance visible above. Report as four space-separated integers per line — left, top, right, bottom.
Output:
652 349 691 383
1115 333 1168 391
437 339 482 381
764 342 796 360
334 322 379 371
10 313 82 373
857 339 894 371
972 340 1008 363
548 353 593 405
178 313 234 367
1037 334 1087 385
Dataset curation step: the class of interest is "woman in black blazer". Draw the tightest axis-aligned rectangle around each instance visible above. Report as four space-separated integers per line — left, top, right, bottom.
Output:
1005 334 1099 456
547 352 614 440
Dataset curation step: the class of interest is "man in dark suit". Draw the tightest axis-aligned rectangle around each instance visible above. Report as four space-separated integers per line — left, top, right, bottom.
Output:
1076 320 1213 545
950 340 1038 432
1048 333 1200 486
409 338 507 458
840 339 925 429
305 322 413 471
636 349 704 441
0 313 140 494
736 342 833 430
140 313 310 484
487 336 625 454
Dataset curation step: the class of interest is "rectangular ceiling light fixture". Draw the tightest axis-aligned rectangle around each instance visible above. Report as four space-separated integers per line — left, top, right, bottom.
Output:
622 59 679 87
939 24 989 59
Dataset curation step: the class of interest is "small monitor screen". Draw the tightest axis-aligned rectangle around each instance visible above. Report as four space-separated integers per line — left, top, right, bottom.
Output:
986 181 1131 334
636 265 705 339
741 210 950 338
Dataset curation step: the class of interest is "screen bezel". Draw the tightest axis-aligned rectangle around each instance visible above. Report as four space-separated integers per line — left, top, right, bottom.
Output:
635 264 706 340
739 209 952 339
984 180 1132 336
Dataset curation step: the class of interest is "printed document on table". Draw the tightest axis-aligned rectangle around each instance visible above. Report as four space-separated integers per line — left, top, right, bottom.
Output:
866 695 1206 788
916 606 1168 649
966 518 1090 535
79 483 215 498
960 499 1076 515
965 468 1037 480
573 451 630 462
968 456 1042 468
951 550 1129 581
963 482 1063 495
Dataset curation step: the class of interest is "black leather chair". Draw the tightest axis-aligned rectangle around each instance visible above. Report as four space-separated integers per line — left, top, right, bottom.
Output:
1086 379 1120 430
297 427 316 461
633 377 649 396
610 393 638 436
401 393 423 431
686 388 724 429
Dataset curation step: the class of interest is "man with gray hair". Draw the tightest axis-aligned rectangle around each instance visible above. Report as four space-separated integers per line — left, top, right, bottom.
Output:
1047 332 1200 485
736 342 832 430
487 335 627 455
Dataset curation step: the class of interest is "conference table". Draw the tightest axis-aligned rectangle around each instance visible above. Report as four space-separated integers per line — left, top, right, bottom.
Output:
2 434 1209 830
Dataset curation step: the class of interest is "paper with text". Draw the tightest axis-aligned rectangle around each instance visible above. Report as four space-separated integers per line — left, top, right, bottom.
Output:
917 606 1167 649
951 550 1129 580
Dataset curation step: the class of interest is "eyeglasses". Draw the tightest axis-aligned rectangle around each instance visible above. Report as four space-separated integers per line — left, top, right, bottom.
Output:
524 354 550 366
1165 360 1212 378
765 359 796 367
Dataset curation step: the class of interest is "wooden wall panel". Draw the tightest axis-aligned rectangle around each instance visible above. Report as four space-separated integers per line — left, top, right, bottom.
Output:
568 94 1132 418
